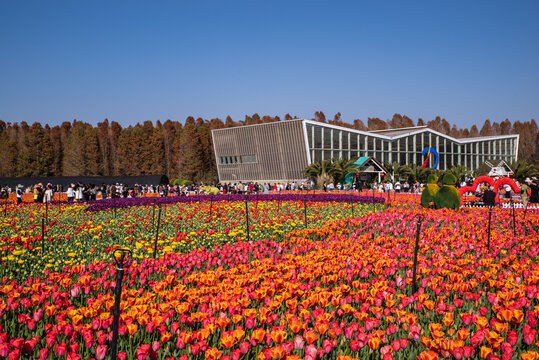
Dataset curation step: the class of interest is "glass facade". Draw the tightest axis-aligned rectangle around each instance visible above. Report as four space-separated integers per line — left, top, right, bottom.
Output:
304 122 518 171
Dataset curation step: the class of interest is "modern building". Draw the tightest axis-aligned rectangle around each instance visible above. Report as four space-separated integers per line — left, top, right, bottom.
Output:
212 119 519 183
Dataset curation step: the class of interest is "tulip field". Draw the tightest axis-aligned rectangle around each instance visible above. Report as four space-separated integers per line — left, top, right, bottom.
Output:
0 195 538 360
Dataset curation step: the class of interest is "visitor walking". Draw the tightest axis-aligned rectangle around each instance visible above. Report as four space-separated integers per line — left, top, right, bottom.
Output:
16 185 23 203
520 178 531 208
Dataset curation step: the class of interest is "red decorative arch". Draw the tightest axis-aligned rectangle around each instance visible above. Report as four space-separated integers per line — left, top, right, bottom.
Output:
457 176 520 205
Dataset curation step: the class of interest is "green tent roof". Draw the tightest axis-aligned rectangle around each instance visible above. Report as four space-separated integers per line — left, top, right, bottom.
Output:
354 156 371 167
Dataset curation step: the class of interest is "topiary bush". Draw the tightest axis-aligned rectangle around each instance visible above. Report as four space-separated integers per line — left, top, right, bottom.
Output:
420 174 439 208
434 173 461 210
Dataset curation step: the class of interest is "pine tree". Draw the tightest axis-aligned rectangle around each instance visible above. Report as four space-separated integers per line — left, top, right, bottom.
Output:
479 120 494 136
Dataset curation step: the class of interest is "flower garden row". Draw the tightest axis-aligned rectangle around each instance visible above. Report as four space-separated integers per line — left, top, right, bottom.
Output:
0 196 538 360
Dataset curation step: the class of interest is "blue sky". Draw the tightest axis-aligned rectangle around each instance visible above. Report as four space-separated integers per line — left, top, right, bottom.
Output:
1 1 538 128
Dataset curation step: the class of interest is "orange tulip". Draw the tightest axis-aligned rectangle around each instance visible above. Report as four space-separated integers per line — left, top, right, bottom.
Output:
251 328 266 344
288 320 302 333
269 345 286 359
418 350 439 360
270 329 287 344
457 328 470 341
220 335 235 349
480 346 492 359
512 309 524 324
475 316 488 330
285 298 297 310
127 323 138 335
233 328 245 342
520 351 539 360
314 321 329 335
205 347 223 360
368 337 380 350
215 317 231 329
304 330 318 344
442 313 454 327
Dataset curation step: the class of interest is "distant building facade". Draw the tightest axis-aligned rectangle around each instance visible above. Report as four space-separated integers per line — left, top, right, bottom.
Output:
212 119 519 183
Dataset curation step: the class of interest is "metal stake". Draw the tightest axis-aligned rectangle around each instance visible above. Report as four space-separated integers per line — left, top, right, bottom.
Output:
153 206 162 259
487 206 492 251
245 196 250 241
411 215 422 295
303 195 307 228
111 249 131 360
41 218 45 252
510 198 515 236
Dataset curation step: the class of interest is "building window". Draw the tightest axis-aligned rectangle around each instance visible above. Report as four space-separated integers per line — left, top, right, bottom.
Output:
323 128 331 149
306 125 313 148
314 126 322 148
323 150 332 160
240 155 257 164
342 131 349 149
333 130 341 149
350 134 357 150
219 155 257 165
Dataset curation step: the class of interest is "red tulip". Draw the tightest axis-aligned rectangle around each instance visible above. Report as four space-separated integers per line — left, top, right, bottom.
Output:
55 342 67 357
8 349 20 360
463 346 474 358
38 348 49 360
135 344 150 360
230 349 241 360
399 338 409 349
523 330 537 345
21 340 36 354
452 347 464 360
66 352 80 360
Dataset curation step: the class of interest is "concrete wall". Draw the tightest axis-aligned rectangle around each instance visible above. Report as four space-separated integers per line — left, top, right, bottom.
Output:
212 120 309 182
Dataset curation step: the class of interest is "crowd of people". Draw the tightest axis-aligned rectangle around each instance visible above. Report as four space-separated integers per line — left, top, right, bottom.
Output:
1 176 538 206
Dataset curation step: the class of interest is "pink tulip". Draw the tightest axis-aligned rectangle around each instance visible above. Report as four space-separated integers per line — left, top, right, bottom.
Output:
293 335 304 350
95 345 107 360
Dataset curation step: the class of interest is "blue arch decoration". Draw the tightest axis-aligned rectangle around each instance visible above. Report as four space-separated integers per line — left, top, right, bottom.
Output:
422 147 439 169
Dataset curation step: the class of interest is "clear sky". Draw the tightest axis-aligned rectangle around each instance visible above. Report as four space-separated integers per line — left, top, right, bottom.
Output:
1 0 538 128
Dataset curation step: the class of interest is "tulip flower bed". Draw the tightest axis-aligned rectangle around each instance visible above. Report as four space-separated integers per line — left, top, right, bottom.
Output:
0 199 384 281
1 200 538 360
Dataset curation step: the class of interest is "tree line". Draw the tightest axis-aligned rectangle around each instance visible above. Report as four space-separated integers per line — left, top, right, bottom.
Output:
0 112 537 181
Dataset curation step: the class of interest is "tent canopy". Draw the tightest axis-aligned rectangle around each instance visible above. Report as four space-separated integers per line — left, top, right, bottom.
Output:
341 156 387 187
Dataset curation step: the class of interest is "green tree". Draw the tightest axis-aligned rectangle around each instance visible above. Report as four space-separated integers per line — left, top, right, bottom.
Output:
509 160 539 180
330 158 358 184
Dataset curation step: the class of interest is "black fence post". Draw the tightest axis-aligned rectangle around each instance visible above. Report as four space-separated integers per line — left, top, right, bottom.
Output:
487 206 492 251
350 192 354 218
372 187 375 212
111 249 131 360
41 218 45 252
114 197 117 218
510 198 515 237
303 195 307 229
245 196 250 241
411 215 423 295
153 206 162 259
45 201 48 220
210 195 214 218
152 200 156 227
